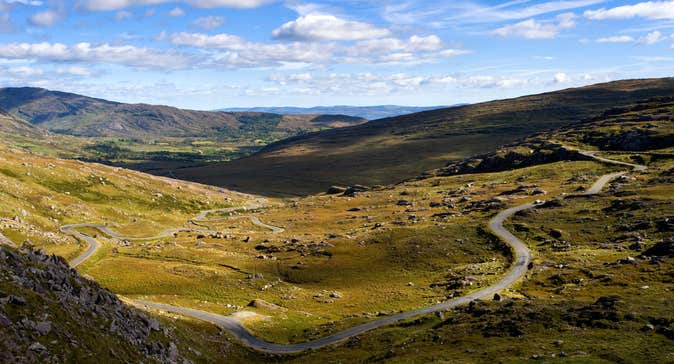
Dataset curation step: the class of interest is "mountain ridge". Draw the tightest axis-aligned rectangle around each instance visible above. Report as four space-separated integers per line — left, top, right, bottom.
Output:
0 87 366 138
173 77 674 196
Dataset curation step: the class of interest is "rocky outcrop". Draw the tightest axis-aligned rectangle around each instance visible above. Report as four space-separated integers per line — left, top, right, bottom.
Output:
0 245 189 364
428 141 588 178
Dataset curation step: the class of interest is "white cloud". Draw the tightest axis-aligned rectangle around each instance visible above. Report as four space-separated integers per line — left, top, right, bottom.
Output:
272 14 390 41
259 70 614 99
30 10 63 27
171 32 470 68
595 31 667 44
492 13 577 39
8 65 43 76
554 72 569 83
115 10 133 20
596 35 635 42
56 66 93 76
585 1 674 20
77 0 274 11
154 30 167 40
0 1 15 32
383 0 602 26
171 32 245 49
640 30 667 44
168 7 185 17
354 35 443 54
192 15 224 30
171 32 332 67
440 49 473 57
0 42 190 69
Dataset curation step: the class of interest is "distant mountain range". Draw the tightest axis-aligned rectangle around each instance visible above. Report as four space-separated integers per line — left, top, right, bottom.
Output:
0 87 366 139
217 105 453 120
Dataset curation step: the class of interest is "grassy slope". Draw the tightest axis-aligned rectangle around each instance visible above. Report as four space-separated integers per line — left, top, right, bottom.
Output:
293 152 673 364
172 78 674 196
0 86 671 363
0 87 365 138
0 139 252 261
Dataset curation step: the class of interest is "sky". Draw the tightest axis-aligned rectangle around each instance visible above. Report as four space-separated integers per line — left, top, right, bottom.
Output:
0 0 673 110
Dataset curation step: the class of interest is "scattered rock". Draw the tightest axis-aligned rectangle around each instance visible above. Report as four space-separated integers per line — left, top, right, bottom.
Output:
642 238 674 257
28 342 47 353
549 229 564 239
8 295 26 306
247 299 281 310
35 321 52 336
619 256 638 265
342 185 370 197
327 186 347 195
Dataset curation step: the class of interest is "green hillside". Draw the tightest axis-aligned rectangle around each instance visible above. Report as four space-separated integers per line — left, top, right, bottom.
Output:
172 78 674 196
0 87 366 138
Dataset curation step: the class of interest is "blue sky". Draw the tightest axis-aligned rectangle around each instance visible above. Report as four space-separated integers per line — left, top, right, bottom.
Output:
0 0 673 109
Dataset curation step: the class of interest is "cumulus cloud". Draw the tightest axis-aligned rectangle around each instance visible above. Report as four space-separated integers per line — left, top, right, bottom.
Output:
272 14 390 41
640 30 668 44
192 15 224 29
171 31 470 68
354 35 443 54
0 42 191 69
77 0 274 11
585 1 674 20
168 7 185 17
492 13 576 39
172 32 332 67
29 9 62 26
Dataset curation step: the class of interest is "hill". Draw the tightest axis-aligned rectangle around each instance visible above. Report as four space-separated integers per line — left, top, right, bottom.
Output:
0 87 366 138
0 137 270 363
0 244 188 363
0 108 45 138
173 78 674 196
219 105 450 120
0 108 93 157
1 95 672 363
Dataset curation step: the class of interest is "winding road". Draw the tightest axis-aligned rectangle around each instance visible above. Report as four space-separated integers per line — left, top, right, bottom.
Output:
60 150 645 354
62 199 284 268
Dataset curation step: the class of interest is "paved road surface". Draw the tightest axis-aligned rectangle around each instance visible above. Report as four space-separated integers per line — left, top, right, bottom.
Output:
64 202 284 268
64 150 646 353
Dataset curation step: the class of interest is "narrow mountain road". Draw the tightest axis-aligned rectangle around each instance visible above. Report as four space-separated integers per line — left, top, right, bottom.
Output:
63 201 284 268
63 151 646 354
